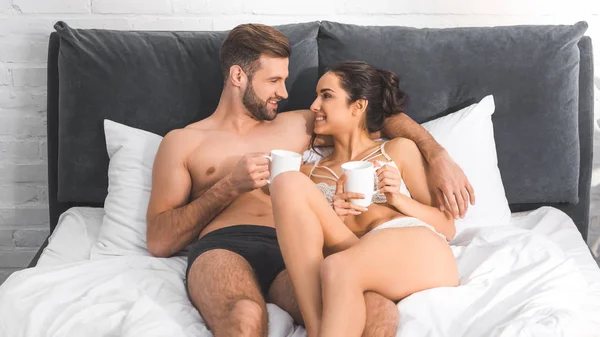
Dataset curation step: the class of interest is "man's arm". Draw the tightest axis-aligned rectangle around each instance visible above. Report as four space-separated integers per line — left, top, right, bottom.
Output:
145 130 240 257
382 113 475 219
382 113 442 161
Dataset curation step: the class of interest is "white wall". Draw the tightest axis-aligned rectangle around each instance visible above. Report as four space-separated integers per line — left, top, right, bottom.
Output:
0 0 599 283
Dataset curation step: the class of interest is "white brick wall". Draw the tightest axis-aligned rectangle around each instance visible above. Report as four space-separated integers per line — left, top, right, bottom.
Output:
0 0 12 13
11 67 46 87
0 0 599 284
93 0 171 14
172 0 248 15
0 36 49 63
0 65 9 85
13 0 91 14
0 185 38 205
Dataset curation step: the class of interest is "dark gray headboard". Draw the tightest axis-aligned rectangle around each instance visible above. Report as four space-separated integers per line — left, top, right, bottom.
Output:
46 21 594 240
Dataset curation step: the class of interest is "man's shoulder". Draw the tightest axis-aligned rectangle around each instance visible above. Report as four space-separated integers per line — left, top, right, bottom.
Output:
159 124 211 157
273 109 314 137
165 119 217 142
162 128 201 146
275 109 313 124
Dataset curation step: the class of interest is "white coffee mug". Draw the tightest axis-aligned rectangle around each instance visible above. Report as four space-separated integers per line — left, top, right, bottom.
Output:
263 150 302 183
341 161 376 207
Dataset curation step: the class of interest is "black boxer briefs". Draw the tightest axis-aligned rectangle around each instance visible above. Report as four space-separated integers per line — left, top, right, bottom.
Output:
186 225 286 296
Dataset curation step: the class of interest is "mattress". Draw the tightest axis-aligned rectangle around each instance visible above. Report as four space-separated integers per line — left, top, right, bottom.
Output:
1 206 599 337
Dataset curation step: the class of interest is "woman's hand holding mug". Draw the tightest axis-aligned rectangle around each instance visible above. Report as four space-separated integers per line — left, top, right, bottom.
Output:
333 173 369 220
375 161 403 205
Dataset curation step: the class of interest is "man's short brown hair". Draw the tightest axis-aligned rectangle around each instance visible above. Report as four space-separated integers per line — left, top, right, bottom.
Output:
220 24 291 79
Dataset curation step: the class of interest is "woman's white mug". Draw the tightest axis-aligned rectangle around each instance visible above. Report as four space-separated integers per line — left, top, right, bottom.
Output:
341 161 376 207
263 150 302 183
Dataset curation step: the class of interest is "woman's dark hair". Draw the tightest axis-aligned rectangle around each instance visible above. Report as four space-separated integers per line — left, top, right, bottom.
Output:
310 61 408 155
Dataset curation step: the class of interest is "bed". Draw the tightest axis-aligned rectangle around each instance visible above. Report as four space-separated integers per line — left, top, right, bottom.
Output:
0 20 599 336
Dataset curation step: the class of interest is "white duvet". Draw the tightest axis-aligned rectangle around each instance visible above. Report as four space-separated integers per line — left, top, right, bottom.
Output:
1 206 600 337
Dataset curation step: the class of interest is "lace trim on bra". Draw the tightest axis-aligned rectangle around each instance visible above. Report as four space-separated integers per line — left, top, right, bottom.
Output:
309 142 411 204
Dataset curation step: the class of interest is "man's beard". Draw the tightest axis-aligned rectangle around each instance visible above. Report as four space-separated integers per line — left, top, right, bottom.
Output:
243 80 278 121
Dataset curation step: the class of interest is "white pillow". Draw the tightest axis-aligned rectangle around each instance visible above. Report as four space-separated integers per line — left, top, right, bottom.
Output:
90 120 162 258
303 95 511 232
421 95 511 231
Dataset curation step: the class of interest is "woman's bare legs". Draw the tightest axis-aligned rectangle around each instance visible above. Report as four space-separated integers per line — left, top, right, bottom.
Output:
319 227 458 337
271 171 359 337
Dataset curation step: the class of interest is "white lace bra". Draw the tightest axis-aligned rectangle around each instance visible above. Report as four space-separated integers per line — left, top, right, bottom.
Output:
309 141 411 205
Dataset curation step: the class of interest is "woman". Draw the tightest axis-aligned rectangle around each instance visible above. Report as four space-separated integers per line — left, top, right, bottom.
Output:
270 61 459 337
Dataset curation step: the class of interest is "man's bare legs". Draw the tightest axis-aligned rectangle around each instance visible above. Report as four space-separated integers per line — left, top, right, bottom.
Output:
187 249 268 337
268 270 304 325
362 292 399 336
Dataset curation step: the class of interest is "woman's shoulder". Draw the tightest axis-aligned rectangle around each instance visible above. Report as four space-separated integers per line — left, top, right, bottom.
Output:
381 138 423 173
383 137 419 159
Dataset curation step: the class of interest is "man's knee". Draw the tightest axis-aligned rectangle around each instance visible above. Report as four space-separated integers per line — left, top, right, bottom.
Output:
228 299 266 337
363 291 398 337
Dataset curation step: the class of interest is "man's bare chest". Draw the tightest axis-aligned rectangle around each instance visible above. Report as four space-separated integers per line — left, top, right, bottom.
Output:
187 135 306 195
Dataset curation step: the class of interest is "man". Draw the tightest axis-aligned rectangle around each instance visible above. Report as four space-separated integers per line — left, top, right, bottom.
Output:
146 24 474 337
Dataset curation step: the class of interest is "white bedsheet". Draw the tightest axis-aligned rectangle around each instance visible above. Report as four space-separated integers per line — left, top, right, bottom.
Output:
1 206 599 337
36 207 105 267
